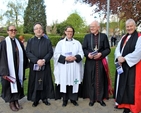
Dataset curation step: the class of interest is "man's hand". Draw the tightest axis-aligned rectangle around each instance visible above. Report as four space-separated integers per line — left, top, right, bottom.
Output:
88 53 94 59
118 56 125 63
93 53 102 59
37 59 45 67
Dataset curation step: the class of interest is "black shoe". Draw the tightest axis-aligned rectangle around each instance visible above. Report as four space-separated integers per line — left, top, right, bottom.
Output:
123 108 130 113
97 101 106 106
62 100 68 107
70 100 79 106
89 101 95 106
42 99 51 106
32 101 39 107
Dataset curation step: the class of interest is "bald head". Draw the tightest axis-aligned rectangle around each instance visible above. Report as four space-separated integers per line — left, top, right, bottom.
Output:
90 20 100 27
89 20 100 35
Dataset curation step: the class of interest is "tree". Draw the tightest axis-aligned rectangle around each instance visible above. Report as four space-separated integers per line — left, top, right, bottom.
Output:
76 0 141 25
24 0 46 33
56 21 68 35
3 0 25 27
0 12 3 26
56 12 86 35
65 13 86 33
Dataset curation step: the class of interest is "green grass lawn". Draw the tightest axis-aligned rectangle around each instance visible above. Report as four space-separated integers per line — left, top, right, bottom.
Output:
0 47 116 95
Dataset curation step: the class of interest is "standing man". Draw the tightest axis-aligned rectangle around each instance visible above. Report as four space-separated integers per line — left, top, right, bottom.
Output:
54 26 84 107
114 19 141 113
0 25 28 111
82 20 111 107
26 23 55 107
111 35 117 47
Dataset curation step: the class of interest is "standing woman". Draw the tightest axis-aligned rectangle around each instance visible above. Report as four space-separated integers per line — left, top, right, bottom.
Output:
18 35 25 44
54 26 84 107
0 25 28 111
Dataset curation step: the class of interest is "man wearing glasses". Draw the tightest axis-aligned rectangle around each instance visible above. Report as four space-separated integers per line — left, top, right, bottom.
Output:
26 23 55 107
0 25 28 111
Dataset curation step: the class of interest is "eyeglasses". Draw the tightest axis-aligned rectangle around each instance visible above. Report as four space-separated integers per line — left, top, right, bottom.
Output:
8 29 17 32
34 28 43 30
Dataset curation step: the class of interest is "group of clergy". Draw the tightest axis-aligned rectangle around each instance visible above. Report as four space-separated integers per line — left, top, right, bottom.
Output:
0 19 141 113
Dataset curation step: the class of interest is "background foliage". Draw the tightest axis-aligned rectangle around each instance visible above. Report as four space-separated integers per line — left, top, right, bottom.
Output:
23 0 47 33
76 0 141 25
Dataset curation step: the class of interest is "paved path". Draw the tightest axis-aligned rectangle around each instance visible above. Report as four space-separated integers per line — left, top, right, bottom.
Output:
0 97 123 113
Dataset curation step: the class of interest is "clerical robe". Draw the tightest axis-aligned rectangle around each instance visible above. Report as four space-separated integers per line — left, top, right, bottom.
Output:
54 38 84 100
26 36 55 102
0 37 28 102
114 31 141 113
82 33 111 101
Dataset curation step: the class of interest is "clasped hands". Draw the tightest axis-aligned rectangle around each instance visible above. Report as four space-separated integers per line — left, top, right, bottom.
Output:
65 56 76 62
88 52 102 59
37 59 45 67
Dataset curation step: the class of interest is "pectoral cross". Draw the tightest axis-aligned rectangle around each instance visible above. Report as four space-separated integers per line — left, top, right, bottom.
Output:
74 79 79 84
94 45 98 51
38 78 42 84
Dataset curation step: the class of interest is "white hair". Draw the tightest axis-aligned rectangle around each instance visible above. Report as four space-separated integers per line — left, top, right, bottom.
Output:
90 20 100 27
126 19 136 26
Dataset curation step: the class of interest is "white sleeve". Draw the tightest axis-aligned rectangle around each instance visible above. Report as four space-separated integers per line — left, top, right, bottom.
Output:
114 39 122 61
124 36 141 67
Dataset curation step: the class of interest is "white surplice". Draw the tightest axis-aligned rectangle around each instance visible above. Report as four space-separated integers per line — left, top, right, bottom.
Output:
54 37 84 93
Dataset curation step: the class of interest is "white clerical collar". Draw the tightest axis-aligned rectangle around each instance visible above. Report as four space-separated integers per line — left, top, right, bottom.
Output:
36 37 41 39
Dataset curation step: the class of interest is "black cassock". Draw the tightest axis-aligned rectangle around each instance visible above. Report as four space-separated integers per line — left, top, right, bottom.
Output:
26 36 55 102
0 38 28 102
82 33 111 101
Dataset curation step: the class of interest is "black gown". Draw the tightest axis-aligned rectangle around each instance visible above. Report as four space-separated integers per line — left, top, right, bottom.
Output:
0 38 28 102
82 33 111 101
26 36 55 102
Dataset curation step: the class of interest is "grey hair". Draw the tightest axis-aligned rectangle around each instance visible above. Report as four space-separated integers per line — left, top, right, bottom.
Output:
126 19 136 26
90 20 100 27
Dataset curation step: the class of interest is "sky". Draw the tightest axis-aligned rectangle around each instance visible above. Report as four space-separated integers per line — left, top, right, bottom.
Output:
45 0 96 25
0 0 98 26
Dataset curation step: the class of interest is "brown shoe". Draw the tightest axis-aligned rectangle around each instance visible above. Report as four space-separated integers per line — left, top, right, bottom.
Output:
15 100 23 109
9 102 18 111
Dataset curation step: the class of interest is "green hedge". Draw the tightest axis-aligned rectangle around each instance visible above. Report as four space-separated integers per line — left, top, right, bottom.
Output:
0 33 85 46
